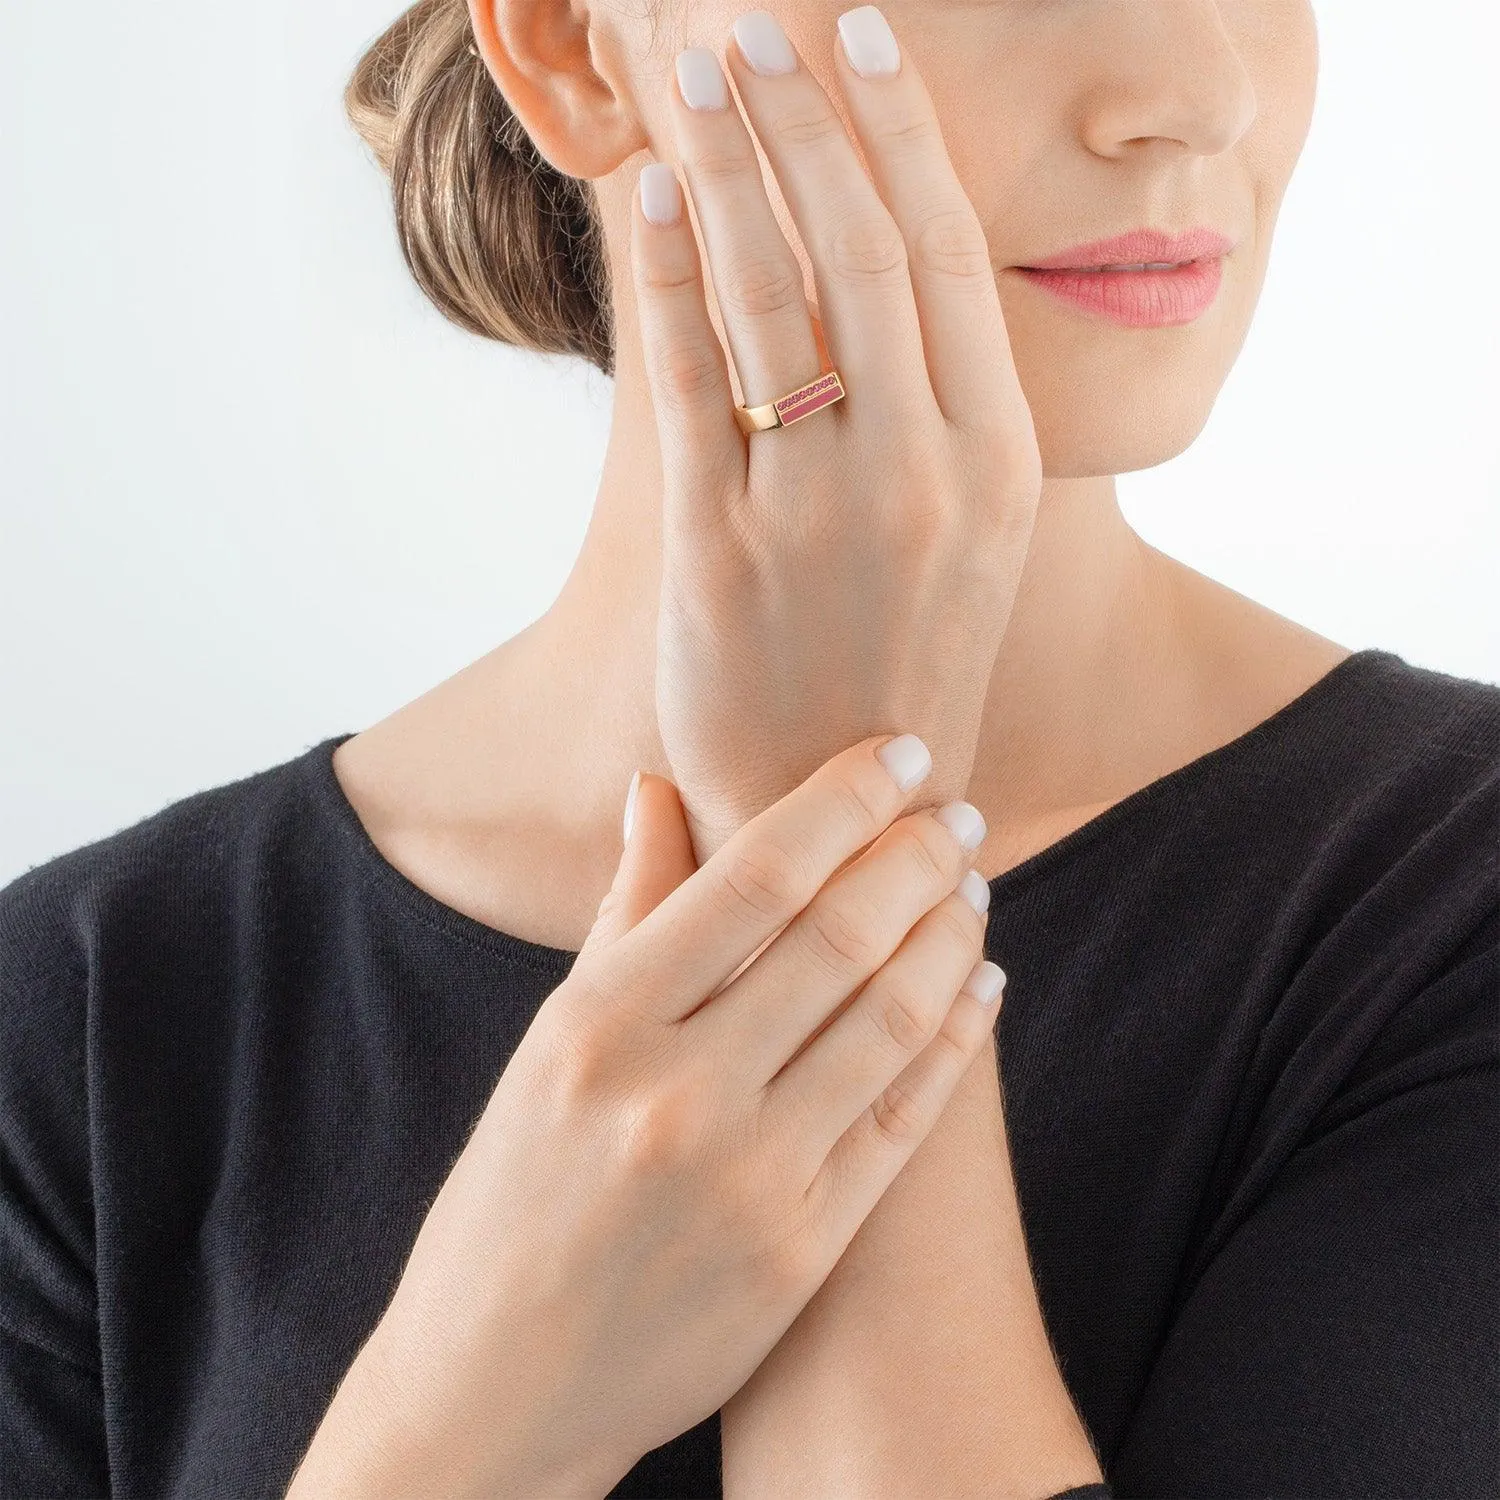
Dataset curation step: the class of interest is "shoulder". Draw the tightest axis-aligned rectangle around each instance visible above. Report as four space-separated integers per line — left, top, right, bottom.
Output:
1219 648 1497 875
0 738 351 1366
0 737 347 1236
1263 650 1498 950
1247 651 1498 1117
1341 648 1499 760
1312 651 1497 891
0 735 346 1003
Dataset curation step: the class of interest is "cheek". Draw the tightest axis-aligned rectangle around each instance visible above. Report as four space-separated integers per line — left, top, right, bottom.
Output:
1222 3 1317 335
1235 0 1320 205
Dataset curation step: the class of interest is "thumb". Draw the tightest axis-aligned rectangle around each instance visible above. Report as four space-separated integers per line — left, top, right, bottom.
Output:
579 769 699 957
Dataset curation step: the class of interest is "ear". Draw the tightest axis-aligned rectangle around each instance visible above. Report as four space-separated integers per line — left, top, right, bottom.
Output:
467 0 650 179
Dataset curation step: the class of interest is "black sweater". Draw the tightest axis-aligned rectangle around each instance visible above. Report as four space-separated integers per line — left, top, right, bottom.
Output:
1 647 1496 1499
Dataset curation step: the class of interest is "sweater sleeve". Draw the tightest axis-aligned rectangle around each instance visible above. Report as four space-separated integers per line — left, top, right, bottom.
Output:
1105 933 1499 1499
0 866 111 1498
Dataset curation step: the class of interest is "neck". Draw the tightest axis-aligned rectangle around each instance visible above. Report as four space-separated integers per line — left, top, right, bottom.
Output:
335 290 1347 952
478 318 1188 841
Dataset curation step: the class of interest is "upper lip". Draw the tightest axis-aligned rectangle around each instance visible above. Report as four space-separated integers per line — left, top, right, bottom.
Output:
1016 228 1235 270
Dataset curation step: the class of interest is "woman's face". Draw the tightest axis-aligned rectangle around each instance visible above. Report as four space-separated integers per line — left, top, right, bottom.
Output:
606 0 1318 478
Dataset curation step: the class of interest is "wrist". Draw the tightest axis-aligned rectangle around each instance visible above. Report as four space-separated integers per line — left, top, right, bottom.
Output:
288 1319 629 1500
683 757 978 865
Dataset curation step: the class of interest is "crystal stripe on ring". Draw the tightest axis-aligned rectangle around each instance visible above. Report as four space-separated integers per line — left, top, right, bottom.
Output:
774 370 846 425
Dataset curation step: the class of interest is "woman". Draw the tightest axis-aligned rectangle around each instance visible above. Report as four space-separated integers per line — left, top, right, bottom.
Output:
1 1 1494 1496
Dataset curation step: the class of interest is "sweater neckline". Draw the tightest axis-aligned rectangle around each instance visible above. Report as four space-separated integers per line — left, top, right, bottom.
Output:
302 647 1400 978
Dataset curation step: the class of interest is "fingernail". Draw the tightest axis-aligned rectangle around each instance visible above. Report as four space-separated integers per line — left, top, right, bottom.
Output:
676 47 730 110
964 959 1006 1006
958 868 991 916
935 800 987 852
837 6 900 79
623 769 642 842
876 733 932 792
733 11 797 76
639 162 682 226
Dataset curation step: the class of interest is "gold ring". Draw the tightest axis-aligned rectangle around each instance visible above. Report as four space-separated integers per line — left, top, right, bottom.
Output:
734 368 846 435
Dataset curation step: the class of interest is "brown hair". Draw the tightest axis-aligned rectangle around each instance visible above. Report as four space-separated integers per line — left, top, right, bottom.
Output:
344 0 616 376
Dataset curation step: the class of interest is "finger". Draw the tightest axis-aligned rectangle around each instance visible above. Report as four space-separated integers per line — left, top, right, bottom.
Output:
578 773 700 958
832 7 1027 438
723 12 935 428
590 732 935 1025
765 872 992 1174
670 45 824 413
630 160 747 509
693 795 987 1086
808 955 1006 1249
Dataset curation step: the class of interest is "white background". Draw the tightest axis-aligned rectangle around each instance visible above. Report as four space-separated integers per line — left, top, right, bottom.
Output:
2 1 1496 885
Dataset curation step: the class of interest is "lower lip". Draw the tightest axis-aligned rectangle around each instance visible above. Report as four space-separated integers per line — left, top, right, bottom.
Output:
1012 258 1225 327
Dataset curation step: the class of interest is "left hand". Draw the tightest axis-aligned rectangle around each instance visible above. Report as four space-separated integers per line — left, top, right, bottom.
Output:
632 7 1043 863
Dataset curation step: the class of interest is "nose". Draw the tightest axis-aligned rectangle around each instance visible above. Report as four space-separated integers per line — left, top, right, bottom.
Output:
1077 0 1258 160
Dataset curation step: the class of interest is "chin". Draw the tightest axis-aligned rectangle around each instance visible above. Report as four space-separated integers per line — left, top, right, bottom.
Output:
1001 274 1252 480
1028 389 1219 480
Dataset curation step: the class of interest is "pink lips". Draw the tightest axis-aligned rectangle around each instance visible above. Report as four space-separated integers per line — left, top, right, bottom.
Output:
1012 227 1234 328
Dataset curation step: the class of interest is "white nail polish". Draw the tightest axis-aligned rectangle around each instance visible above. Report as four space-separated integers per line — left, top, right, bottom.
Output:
639 163 682 226
623 769 641 842
876 733 932 792
733 11 797 77
964 959 1006 1006
958 869 991 917
935 800 987 852
837 6 900 79
676 47 730 110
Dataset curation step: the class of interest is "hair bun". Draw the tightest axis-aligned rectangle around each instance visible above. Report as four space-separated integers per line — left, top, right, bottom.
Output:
345 0 615 375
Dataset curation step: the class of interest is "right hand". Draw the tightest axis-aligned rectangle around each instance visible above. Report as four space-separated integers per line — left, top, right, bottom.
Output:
639 14 1043 864
289 733 1005 1499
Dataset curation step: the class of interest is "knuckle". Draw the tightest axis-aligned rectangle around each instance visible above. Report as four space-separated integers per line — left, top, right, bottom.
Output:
826 763 895 838
879 490 952 551
720 839 814 924
823 213 908 286
962 405 1042 475
691 143 756 186
932 899 981 953
997 453 1046 515
870 441 958 547
619 1107 683 1176
968 482 1041 560
911 207 994 283
547 981 665 1093
619 1077 708 1176
868 975 938 1056
800 894 884 979
546 1029 612 1113
927 1014 975 1070
871 112 940 155
905 814 959 889
656 337 724 403
769 103 842 152
887 421 949 481
638 252 701 296
720 256 806 322
870 1071 926 1145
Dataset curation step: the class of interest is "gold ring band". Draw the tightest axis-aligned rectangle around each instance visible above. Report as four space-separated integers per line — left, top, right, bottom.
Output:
734 368 846 435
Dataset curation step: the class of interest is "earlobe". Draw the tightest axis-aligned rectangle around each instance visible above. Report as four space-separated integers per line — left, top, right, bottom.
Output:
466 0 650 180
